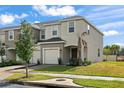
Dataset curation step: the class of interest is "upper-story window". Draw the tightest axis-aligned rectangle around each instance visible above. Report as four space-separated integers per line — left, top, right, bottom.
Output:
52 25 58 37
68 21 75 33
40 30 45 40
87 24 90 34
8 31 14 41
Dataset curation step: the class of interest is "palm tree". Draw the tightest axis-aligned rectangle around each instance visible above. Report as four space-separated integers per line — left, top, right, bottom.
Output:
110 44 120 55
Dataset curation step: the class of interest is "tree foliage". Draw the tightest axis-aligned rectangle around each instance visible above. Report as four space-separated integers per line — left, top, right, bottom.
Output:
15 20 34 77
0 42 5 63
104 44 120 55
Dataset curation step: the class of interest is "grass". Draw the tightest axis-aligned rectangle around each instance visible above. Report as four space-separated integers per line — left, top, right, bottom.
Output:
73 78 124 88
5 73 53 81
33 61 124 78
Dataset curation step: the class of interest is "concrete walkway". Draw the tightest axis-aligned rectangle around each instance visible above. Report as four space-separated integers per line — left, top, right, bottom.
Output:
30 72 124 81
24 78 83 88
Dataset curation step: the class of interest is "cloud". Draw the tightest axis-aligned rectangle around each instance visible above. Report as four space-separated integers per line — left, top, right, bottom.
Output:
103 30 120 36
0 13 28 25
33 5 77 16
91 6 111 12
15 13 28 19
87 7 124 21
34 21 40 23
98 21 124 30
0 14 15 24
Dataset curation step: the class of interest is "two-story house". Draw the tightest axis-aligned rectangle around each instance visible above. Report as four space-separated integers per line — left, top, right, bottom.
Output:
0 16 103 64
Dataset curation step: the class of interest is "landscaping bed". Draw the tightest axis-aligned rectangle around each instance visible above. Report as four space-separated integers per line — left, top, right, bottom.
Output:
0 60 23 67
33 62 124 78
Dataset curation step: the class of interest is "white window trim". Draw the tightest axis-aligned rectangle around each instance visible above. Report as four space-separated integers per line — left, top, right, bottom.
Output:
51 25 58 37
42 47 60 64
8 30 14 41
40 30 45 40
67 21 76 33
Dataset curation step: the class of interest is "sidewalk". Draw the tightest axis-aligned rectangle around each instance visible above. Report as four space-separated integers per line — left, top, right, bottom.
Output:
20 78 83 88
0 72 12 80
30 72 124 81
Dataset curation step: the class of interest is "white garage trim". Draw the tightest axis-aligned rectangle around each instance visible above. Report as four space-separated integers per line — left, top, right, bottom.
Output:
42 47 60 64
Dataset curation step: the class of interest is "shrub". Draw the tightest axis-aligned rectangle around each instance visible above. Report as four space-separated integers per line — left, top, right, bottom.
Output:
82 59 91 66
37 59 41 65
0 60 23 67
68 58 83 66
58 57 62 65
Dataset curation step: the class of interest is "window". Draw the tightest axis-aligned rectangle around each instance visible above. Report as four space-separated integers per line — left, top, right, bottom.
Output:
69 21 74 32
52 31 57 36
98 49 100 57
40 30 45 40
52 25 58 37
8 31 14 41
87 24 90 34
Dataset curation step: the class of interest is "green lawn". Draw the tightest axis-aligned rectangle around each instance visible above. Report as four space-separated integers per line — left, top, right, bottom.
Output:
33 61 124 78
73 78 124 88
5 73 53 81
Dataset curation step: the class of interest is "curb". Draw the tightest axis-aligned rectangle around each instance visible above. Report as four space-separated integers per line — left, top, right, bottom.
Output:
9 80 83 88
5 64 38 71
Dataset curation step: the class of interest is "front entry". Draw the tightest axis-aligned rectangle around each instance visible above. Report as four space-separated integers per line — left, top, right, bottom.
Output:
71 48 77 59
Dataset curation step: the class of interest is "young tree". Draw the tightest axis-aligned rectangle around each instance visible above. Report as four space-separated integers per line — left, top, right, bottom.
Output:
16 20 34 78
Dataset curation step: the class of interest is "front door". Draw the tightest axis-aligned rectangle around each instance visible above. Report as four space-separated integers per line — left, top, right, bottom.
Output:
71 48 77 59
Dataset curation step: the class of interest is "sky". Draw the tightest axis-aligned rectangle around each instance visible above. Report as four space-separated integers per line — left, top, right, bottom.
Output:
0 5 124 47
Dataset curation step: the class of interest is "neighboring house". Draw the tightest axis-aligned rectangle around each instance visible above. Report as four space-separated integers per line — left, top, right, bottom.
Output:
0 31 5 46
0 16 103 64
0 30 6 62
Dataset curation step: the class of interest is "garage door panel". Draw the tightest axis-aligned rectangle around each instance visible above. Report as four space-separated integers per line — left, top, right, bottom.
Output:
44 48 59 64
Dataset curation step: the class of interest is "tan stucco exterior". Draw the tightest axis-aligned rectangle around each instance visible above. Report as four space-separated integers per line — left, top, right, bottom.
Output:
1 16 103 64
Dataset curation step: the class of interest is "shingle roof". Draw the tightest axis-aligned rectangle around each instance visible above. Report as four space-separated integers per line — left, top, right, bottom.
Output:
0 25 20 30
0 16 103 35
37 37 64 42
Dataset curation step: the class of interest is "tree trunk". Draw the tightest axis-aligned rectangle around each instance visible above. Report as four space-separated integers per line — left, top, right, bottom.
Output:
25 62 28 78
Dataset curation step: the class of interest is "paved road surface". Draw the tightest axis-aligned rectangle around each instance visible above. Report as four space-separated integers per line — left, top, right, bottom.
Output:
0 82 42 88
